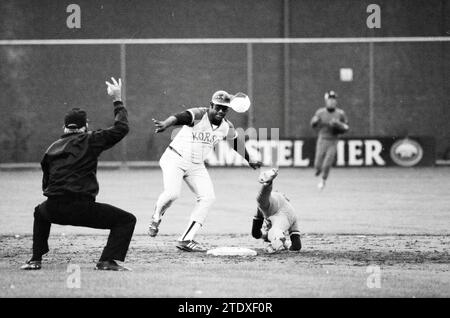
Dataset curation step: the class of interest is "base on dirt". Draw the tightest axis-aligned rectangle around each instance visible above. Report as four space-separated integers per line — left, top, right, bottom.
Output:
206 246 257 256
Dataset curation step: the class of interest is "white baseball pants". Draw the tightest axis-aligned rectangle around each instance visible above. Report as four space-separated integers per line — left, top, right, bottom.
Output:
154 147 216 225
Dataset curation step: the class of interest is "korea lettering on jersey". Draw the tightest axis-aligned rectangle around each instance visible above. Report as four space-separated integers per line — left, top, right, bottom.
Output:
170 107 237 163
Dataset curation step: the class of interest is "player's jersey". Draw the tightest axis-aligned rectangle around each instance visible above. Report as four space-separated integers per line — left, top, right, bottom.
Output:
256 191 295 220
169 107 237 164
312 107 348 140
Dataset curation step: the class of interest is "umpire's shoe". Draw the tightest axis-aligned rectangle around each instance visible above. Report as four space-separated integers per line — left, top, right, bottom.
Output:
148 219 161 237
176 240 207 252
20 260 42 270
95 260 131 271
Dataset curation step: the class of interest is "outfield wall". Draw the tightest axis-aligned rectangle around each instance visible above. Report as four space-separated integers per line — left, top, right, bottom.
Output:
205 136 435 167
0 0 448 163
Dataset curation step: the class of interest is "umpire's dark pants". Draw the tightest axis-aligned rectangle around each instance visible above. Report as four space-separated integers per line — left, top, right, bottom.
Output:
32 195 136 262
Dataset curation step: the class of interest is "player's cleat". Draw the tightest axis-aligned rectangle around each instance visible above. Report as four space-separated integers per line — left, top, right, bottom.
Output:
148 219 161 237
258 168 279 185
95 260 131 271
317 179 326 190
20 260 41 270
176 240 207 252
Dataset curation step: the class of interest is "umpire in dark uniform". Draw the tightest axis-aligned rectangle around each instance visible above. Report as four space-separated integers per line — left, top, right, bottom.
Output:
21 77 136 271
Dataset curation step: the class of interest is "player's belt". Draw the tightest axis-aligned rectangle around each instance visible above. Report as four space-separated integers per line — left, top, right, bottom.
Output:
169 146 183 157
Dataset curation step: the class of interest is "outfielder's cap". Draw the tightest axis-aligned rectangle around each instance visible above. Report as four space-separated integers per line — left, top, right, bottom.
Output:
211 90 232 107
64 108 87 129
324 90 337 99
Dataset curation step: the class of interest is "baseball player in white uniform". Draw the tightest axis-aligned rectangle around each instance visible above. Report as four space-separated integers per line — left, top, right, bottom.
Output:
252 168 302 253
149 90 262 252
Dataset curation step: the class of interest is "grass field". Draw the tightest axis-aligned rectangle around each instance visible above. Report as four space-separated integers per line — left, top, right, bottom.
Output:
1 167 449 297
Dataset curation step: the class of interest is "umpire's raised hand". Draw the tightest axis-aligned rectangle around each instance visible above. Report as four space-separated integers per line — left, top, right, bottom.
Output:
105 77 122 101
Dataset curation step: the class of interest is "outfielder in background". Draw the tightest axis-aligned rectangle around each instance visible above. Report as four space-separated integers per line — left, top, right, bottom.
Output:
252 168 302 253
21 78 136 271
310 91 349 190
149 90 262 252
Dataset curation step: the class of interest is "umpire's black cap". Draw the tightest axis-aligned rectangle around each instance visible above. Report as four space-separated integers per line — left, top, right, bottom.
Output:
64 108 87 129
324 90 337 99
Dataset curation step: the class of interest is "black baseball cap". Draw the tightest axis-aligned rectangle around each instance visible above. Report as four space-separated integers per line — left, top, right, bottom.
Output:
64 108 87 129
324 90 337 99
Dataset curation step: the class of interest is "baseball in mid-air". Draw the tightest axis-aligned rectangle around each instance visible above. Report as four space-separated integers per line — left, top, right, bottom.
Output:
230 93 251 113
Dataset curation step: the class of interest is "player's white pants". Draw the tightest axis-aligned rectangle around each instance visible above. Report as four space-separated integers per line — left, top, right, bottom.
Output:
154 148 215 225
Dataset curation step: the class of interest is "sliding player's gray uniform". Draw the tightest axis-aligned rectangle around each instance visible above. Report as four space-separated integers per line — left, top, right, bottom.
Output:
255 183 300 243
